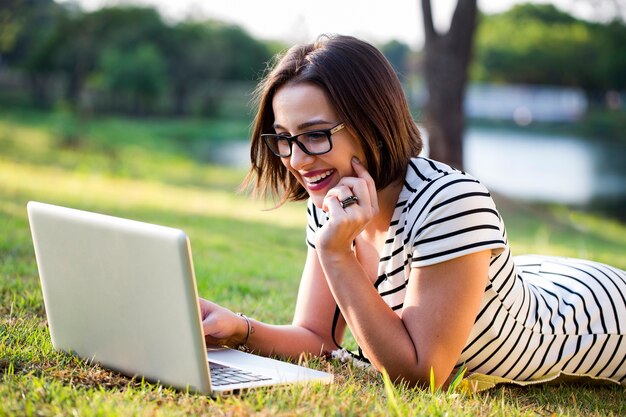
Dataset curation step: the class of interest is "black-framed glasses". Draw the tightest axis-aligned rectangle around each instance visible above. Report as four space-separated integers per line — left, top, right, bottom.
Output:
261 123 345 158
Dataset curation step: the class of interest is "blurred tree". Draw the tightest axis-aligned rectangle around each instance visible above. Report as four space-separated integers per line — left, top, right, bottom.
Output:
421 0 477 169
506 2 578 23
163 20 270 116
380 39 411 76
472 4 626 93
0 0 23 54
52 6 168 108
99 43 166 115
164 22 216 116
1 0 62 60
1 0 66 107
0 3 281 117
208 22 271 81
161 21 271 115
601 20 626 90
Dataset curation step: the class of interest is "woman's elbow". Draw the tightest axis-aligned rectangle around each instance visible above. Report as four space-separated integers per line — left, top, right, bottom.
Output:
380 359 455 390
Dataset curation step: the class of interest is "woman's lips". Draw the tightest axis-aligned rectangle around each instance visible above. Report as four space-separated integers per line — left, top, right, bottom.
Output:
303 169 335 192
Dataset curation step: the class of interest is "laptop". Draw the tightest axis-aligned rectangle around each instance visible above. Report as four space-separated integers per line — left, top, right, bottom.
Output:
27 201 333 396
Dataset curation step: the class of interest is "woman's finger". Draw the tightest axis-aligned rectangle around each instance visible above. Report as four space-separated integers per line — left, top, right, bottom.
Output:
351 157 378 212
324 185 356 209
334 176 372 210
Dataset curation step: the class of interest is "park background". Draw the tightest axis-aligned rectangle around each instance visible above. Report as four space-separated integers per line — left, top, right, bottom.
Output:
1 0 625 415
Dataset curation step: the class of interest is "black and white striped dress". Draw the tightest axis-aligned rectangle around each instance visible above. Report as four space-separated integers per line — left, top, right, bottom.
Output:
306 157 626 384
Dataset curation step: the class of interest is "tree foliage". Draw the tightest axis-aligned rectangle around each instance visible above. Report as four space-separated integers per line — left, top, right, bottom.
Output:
380 40 412 76
99 43 166 113
1 1 273 115
472 3 626 92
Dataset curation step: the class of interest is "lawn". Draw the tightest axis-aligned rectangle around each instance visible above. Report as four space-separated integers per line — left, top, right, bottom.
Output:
1 110 625 416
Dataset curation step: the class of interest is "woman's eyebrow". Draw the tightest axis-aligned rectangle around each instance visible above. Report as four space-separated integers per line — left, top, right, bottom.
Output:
272 119 334 131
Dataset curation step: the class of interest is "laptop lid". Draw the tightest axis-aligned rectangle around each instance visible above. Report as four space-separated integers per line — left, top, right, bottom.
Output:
27 201 213 393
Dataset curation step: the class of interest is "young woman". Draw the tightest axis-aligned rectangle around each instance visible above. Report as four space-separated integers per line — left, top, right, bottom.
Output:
199 34 626 388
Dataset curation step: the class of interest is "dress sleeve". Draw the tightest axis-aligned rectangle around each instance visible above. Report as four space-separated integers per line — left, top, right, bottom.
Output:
305 199 327 249
409 175 506 268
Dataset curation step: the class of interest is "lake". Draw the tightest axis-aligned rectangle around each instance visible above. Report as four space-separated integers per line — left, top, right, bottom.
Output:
464 127 626 207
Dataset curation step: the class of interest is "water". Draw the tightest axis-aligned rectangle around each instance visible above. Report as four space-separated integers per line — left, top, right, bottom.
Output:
464 127 626 207
202 127 626 209
201 140 251 168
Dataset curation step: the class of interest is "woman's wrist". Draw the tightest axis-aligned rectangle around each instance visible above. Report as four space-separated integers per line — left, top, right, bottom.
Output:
317 250 363 283
318 248 357 268
317 239 355 259
235 313 254 351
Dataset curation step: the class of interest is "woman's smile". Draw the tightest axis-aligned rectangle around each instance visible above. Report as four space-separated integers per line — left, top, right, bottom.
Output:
301 169 336 191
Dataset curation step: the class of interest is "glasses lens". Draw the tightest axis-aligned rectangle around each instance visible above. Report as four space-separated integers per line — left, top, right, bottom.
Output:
264 135 291 157
300 131 331 155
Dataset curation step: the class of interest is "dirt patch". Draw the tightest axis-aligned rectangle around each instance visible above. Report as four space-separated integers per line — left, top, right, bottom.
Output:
45 364 143 391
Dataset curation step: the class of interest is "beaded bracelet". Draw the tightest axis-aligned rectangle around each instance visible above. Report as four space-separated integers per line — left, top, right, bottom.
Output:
236 313 252 352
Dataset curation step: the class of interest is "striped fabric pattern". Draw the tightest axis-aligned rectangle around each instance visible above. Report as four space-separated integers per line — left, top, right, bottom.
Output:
306 157 626 383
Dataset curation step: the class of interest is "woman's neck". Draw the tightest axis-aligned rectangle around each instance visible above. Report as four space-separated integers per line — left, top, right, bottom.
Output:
365 179 404 236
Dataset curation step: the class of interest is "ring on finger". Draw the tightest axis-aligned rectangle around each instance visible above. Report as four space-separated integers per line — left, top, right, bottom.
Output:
340 195 359 209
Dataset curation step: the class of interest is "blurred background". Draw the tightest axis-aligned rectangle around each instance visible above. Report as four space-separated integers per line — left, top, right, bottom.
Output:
1 0 625 219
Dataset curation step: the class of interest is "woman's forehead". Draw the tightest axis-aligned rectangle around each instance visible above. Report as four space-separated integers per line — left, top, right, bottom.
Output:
272 83 337 128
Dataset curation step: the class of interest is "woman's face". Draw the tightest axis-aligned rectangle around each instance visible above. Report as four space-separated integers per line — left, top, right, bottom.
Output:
271 82 366 209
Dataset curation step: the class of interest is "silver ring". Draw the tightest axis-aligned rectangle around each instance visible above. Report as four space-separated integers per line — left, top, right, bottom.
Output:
340 195 358 209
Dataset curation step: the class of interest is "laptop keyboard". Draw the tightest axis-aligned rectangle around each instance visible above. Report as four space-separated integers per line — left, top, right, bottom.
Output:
209 362 272 387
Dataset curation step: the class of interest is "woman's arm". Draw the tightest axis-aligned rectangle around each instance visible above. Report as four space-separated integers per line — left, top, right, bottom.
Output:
319 247 490 387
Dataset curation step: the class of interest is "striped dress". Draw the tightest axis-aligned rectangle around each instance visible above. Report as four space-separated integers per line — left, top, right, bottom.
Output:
306 157 626 384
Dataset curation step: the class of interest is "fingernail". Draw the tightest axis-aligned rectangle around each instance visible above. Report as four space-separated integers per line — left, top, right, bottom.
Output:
352 156 360 164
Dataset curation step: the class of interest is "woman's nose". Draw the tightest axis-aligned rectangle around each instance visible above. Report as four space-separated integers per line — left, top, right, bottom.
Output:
288 142 313 169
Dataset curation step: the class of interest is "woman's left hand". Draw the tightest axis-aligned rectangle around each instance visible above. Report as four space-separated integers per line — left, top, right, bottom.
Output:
199 298 247 348
316 157 379 256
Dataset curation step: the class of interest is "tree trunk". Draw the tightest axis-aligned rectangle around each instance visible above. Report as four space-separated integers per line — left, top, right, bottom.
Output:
421 0 477 169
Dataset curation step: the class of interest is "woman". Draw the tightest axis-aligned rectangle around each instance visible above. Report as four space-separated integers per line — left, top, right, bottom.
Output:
200 34 626 388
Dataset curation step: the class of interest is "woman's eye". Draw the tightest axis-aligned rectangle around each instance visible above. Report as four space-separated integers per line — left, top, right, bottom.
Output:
305 132 327 141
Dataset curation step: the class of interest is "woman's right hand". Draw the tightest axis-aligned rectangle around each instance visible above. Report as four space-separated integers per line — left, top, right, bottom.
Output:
198 298 247 348
317 157 379 257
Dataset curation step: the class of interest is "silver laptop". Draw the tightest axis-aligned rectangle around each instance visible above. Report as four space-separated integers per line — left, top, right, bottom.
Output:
27 201 333 396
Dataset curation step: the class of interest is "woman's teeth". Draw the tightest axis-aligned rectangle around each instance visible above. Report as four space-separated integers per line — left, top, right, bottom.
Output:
307 170 333 184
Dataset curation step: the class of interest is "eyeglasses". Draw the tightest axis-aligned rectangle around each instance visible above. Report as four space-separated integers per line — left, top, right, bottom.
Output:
261 123 345 158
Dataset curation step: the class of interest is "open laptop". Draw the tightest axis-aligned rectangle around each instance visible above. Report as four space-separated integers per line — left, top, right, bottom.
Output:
27 201 333 396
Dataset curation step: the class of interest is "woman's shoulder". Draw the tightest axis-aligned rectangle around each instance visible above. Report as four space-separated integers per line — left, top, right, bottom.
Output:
404 157 492 202
400 158 506 267
405 157 482 185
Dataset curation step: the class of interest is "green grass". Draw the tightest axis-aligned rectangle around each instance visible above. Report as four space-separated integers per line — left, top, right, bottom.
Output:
1 109 625 416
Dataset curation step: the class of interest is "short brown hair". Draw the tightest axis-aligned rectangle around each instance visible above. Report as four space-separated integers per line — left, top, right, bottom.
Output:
243 34 422 205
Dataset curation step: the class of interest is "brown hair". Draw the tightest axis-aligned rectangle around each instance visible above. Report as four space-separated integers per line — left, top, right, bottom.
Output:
242 34 422 205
